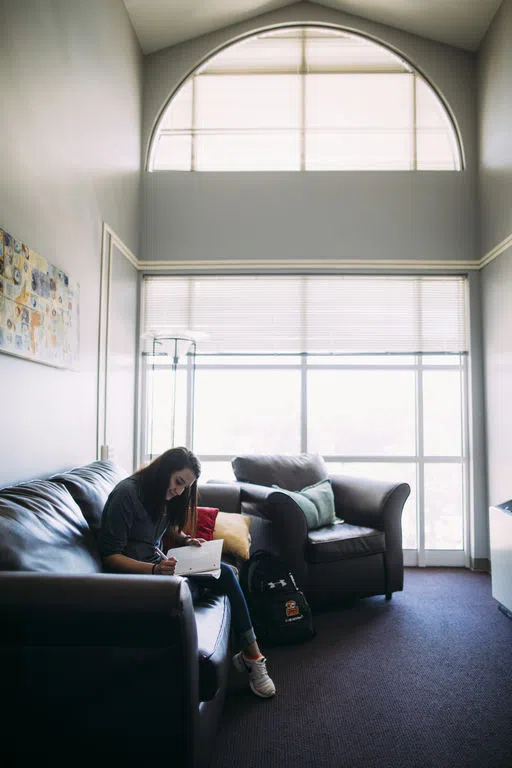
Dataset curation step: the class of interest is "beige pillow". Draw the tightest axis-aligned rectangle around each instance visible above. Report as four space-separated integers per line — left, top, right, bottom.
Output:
213 511 252 560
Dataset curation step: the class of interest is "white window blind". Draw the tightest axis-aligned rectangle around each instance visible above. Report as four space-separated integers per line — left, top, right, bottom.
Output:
142 275 468 354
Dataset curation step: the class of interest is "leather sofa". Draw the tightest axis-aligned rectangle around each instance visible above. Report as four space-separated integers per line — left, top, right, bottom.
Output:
231 453 411 606
0 460 240 768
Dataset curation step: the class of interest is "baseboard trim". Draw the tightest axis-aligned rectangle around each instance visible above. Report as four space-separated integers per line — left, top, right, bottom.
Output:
470 557 490 573
497 603 512 620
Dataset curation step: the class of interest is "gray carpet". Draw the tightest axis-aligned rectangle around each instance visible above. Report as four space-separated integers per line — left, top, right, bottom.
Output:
211 568 512 768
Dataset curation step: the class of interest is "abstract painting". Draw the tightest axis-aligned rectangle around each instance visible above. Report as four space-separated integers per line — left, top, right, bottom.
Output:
0 227 79 368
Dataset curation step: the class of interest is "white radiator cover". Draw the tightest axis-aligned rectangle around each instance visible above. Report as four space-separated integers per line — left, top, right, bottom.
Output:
489 503 512 615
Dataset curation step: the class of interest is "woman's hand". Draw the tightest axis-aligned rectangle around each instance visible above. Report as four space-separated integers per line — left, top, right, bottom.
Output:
185 537 206 547
154 556 178 575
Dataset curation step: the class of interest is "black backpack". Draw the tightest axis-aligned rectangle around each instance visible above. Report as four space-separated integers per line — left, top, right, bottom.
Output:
239 550 315 647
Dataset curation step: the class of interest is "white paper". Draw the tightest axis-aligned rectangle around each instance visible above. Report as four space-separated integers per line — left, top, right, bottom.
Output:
165 538 224 578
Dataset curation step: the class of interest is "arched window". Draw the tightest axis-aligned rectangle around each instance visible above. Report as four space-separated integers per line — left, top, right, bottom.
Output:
149 26 462 172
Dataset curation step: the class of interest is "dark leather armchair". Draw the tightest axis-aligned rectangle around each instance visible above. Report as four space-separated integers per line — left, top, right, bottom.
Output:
231 453 411 607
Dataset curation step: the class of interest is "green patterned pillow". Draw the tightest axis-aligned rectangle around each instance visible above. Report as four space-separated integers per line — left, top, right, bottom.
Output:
271 478 336 530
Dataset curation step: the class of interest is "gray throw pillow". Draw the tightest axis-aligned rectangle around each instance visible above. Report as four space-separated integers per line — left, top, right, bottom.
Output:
270 478 337 530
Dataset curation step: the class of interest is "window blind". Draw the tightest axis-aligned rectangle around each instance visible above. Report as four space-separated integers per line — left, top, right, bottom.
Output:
142 275 468 354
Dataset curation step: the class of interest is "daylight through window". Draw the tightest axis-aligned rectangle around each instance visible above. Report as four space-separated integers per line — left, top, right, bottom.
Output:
149 26 462 172
141 275 469 565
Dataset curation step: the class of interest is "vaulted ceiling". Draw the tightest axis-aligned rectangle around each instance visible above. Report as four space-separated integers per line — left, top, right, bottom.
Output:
122 0 502 55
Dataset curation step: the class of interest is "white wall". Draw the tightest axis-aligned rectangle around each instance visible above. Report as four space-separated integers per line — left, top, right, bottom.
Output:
479 0 512 511
0 0 142 485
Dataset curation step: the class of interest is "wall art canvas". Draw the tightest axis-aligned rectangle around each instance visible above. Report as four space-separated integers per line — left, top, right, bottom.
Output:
0 227 79 369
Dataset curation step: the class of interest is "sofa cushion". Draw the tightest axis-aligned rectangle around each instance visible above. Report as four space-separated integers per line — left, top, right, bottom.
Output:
306 522 386 563
232 453 328 491
194 593 231 702
270 479 337 530
0 480 102 573
51 460 128 538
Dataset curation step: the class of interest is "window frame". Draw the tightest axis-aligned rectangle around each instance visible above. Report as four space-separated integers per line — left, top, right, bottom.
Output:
147 24 463 173
139 351 470 566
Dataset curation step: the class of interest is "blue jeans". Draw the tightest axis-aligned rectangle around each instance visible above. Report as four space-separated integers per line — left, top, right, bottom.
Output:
186 563 256 650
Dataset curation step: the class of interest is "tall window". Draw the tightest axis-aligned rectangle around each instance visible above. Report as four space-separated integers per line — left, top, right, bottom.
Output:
149 26 462 172
140 275 469 566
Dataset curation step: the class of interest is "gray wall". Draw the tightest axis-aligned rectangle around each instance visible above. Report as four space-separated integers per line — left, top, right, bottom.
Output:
479 0 512 509
0 0 142 485
142 1 478 266
144 171 475 265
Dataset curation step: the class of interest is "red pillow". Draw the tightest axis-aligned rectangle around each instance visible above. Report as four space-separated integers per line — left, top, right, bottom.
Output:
188 506 219 541
162 507 219 551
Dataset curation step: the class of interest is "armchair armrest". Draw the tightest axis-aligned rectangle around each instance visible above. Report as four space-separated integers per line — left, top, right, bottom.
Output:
261 489 310 586
330 474 410 595
329 474 411 533
237 481 274 517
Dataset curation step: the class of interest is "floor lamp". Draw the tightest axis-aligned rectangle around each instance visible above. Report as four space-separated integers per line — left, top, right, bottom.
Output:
144 333 197 459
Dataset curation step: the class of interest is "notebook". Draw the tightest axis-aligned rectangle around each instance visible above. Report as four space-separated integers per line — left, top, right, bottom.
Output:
165 538 224 578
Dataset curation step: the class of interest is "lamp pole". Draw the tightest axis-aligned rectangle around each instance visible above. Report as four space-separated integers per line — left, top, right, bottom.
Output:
150 335 196 454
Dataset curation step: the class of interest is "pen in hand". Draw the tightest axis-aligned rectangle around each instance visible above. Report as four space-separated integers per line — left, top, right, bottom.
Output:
154 546 168 560
154 546 178 576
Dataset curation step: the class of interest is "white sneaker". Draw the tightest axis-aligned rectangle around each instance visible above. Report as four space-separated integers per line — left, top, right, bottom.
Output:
233 652 276 698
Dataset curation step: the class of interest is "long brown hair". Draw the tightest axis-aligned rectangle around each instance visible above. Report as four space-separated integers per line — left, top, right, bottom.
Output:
135 447 201 534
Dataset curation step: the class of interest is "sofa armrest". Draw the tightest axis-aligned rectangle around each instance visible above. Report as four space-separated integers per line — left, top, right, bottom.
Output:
198 482 241 515
0 572 201 763
0 571 196 643
329 474 411 532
